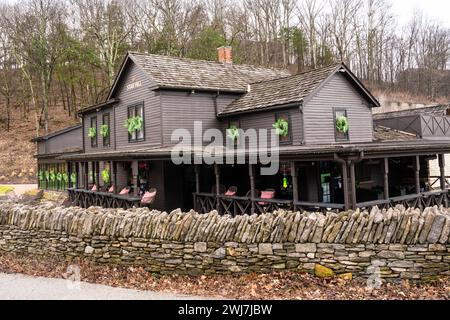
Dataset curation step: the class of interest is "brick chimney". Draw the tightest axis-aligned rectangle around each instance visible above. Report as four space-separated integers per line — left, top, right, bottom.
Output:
217 46 232 64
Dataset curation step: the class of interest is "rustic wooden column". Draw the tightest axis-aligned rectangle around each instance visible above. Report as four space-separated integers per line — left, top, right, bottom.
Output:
131 160 139 196
249 164 256 214
68 162 72 189
383 158 389 200
291 162 298 210
84 162 89 189
439 154 446 190
214 163 220 212
112 161 118 194
96 162 101 188
341 162 350 210
349 161 357 210
193 165 200 211
414 155 421 194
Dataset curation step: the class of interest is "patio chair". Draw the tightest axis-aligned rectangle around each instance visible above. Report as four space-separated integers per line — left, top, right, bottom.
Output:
225 186 238 196
91 184 97 192
108 185 115 193
211 184 226 195
119 186 130 195
258 190 276 205
140 188 157 207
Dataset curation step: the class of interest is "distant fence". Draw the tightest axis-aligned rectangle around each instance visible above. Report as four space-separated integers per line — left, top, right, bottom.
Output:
0 201 449 280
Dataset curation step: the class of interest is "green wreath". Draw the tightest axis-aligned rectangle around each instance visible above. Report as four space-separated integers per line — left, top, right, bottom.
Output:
336 116 349 133
38 170 44 181
227 125 240 141
88 127 97 139
100 124 109 138
273 119 289 137
70 172 77 184
125 116 143 134
101 169 110 184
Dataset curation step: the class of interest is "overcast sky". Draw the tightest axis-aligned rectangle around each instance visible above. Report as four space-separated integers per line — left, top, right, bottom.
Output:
391 0 450 28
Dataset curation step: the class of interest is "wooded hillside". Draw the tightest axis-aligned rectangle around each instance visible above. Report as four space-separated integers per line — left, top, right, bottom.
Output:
0 0 449 137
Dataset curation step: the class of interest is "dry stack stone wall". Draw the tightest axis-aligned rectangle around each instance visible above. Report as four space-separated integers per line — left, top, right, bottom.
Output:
0 201 449 281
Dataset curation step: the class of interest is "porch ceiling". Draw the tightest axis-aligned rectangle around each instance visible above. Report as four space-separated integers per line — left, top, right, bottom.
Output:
58 139 450 162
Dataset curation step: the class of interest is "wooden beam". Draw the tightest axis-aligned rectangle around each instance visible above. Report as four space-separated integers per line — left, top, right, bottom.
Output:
68 162 72 189
84 162 89 189
214 164 220 212
349 161 357 210
291 162 299 206
439 154 446 190
112 161 117 193
383 158 389 200
194 165 200 193
341 162 350 210
249 164 256 214
131 160 139 196
414 155 420 194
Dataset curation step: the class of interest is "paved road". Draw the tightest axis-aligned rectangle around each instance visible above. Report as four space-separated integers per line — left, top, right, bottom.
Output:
0 273 208 300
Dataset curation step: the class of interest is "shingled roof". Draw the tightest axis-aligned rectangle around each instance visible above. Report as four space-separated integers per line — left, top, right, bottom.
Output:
373 125 418 142
373 104 450 120
126 52 290 93
219 63 379 116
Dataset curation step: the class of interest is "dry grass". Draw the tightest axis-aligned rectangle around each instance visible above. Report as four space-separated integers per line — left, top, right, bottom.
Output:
0 252 448 300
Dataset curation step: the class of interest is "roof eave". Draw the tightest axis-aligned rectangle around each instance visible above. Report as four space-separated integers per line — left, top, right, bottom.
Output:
218 101 303 118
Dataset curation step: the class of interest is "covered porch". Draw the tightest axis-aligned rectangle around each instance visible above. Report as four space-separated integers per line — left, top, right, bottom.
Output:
193 152 450 215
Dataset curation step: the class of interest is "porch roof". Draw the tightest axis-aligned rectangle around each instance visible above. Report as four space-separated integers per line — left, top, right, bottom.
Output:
58 139 450 162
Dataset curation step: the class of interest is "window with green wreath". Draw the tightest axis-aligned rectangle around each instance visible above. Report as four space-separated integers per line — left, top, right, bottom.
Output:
102 113 110 147
273 112 291 144
334 109 349 141
89 116 97 147
126 104 144 142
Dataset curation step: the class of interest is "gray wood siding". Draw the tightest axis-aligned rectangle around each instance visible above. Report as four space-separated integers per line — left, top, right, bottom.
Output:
39 127 82 155
83 107 115 153
219 107 303 145
161 91 221 147
113 62 161 150
303 73 373 145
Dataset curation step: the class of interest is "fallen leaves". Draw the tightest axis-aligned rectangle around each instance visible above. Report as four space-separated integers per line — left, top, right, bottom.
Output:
0 252 448 300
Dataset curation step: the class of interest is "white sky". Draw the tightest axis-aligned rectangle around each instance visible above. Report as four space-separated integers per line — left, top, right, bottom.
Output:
391 0 450 28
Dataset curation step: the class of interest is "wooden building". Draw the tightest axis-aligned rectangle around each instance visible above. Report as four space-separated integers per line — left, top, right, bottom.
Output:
33 47 450 214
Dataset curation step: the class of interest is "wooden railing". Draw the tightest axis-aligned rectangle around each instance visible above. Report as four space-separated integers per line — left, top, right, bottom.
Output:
194 193 344 215
68 188 143 209
357 189 450 210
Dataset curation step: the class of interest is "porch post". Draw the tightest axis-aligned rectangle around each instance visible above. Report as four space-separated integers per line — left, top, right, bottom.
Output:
291 162 298 210
193 165 200 211
341 162 350 211
439 154 446 190
68 162 72 189
84 162 89 189
214 163 220 212
96 162 100 188
112 161 118 194
383 158 389 200
349 161 357 210
249 164 256 214
414 156 421 194
131 160 139 196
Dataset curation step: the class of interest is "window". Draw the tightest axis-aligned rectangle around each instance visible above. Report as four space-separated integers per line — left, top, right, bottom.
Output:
334 109 349 141
127 103 144 142
90 116 97 148
275 112 292 144
102 113 110 147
